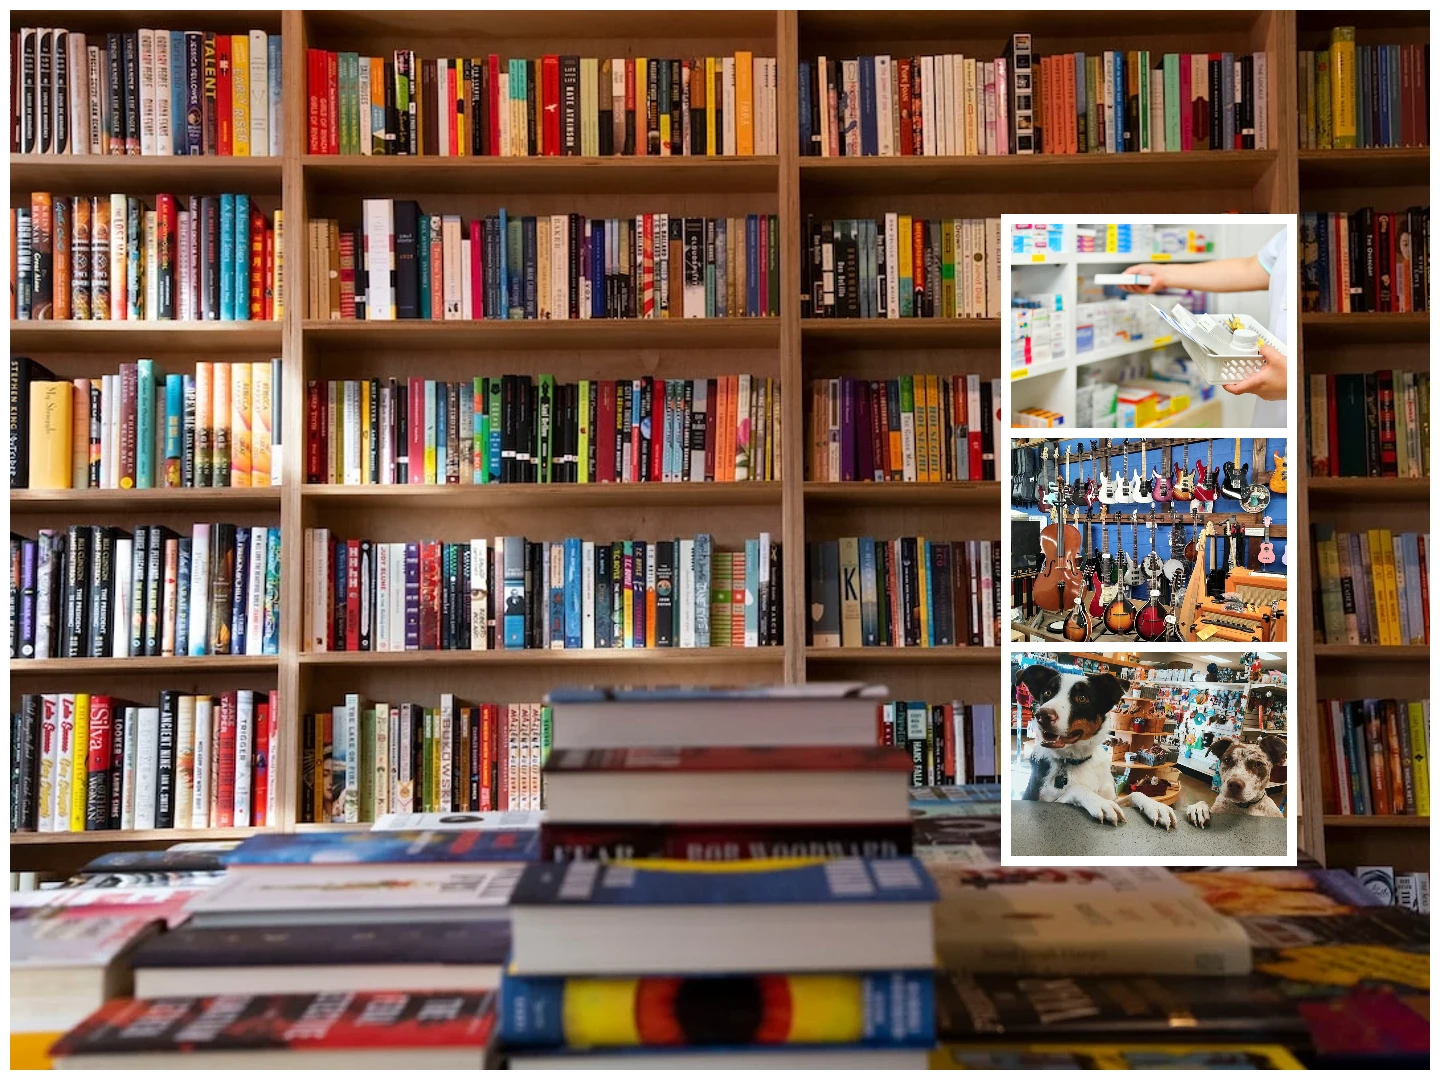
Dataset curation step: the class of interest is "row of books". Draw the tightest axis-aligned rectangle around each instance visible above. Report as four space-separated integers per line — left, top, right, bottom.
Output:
799 45 1273 157
808 538 999 649
299 695 550 823
11 193 281 322
1306 371 1430 479
1298 207 1428 314
306 374 779 487
806 376 998 482
303 532 781 653
312 206 781 321
1313 526 1429 647
15 359 283 491
12 27 282 157
1298 31 1429 150
306 51 779 158
879 700 999 787
9 689 279 833
9 523 281 661
802 215 1000 320
1320 697 1430 817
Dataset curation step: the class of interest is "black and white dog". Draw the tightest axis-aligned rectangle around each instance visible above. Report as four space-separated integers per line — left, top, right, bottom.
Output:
1186 735 1287 827
1016 665 1178 830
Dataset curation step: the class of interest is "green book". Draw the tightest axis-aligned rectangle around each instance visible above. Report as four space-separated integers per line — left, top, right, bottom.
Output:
941 220 955 319
418 215 432 319
135 358 155 489
1138 50 1150 151
577 379 590 484
1086 56 1102 152
474 377 489 483
1163 54 1181 154
359 708 375 821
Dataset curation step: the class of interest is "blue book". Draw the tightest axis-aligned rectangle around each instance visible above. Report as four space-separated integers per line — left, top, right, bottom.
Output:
174 539 191 651
923 540 935 646
233 193 250 321
693 533 711 646
746 215 759 316
500 969 935 1049
1389 45 1402 148
435 378 448 477
222 828 540 865
497 208 510 319
169 32 186 155
547 543 565 647
418 215 432 319
744 537 760 644
1402 532 1424 644
858 56 877 155
230 527 250 656
262 527 282 654
218 193 236 320
268 35 283 156
858 537 878 645
135 359 155 488
1379 47 1390 148
798 62 812 155
590 218 605 318
507 216 524 318
523 216 538 319
164 374 183 480
184 31 203 154
423 380 437 482
1113 52 1124 153
564 537 582 649
503 536 527 649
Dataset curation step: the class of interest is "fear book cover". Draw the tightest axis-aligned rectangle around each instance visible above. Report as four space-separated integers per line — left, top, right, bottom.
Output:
51 992 497 1058
544 745 913 774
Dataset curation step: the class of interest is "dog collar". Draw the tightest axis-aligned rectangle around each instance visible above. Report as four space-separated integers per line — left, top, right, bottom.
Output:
1060 753 1093 767
1229 793 1267 809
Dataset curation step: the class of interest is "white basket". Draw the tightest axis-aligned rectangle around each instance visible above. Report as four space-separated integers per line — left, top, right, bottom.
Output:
1150 303 1286 385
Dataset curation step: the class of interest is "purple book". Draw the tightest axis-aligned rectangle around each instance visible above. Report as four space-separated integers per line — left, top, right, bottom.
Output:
19 539 38 658
404 541 421 650
856 380 875 482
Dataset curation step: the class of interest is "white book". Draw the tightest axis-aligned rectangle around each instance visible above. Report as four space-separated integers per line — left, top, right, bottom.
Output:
440 693 456 810
249 31 268 156
581 540 596 649
935 54 951 157
841 60 860 156
900 395 918 482
109 194 127 322
875 55 893 156
678 538 695 647
374 700 390 819
470 539 489 650
191 697 213 828
358 56 372 154
498 72 511 157
245 526 266 654
461 238 473 319
963 58 979 156
153 30 172 155
549 214 567 319
1254 52 1269 149
311 527 330 651
187 524 211 655
110 537 132 657
980 542 995 646
137 29 157 155
233 690 254 825
397 702 414 810
391 543 407 652
343 380 362 483
174 696 196 829
57 695 76 829
987 217 1001 319
722 57 736 155
143 210 158 319
443 215 463 318
133 706 160 829
375 540 391 652
86 45 104 154
918 56 935 157
118 706 139 829
344 695 360 822
362 198 395 319
67 32 88 154
386 706 400 812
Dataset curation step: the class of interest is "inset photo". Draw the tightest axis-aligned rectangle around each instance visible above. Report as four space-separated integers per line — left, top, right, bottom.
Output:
1006 214 1294 430
1009 435 1290 644
1005 650 1292 864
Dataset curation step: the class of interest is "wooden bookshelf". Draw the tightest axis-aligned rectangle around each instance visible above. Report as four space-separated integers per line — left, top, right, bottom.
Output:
8 11 1429 872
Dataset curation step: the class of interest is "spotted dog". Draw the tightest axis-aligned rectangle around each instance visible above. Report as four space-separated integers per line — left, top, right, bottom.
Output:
1186 735 1287 828
1016 666 1178 830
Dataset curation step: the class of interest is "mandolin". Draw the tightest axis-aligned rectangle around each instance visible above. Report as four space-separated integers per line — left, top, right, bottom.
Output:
1135 558 1170 642
1033 450 1084 613
1103 516 1139 635
1269 450 1288 494
1172 441 1195 500
1063 567 1094 642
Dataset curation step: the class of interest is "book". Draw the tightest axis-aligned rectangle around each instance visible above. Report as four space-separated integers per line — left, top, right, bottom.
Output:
540 820 913 862
10 913 162 1036
220 827 540 866
1299 208 1428 314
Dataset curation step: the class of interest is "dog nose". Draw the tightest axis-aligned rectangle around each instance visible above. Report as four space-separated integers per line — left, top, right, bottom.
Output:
1226 780 1244 798
1034 707 1058 731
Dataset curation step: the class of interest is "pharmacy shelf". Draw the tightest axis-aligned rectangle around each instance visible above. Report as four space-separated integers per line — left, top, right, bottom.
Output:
1009 358 1070 381
1075 334 1178 368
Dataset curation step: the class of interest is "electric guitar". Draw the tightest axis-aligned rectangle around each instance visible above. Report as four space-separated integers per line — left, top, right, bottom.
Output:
1151 443 1172 504
1220 436 1248 501
1207 519 1233 599
1172 441 1195 500
1132 442 1151 505
1142 513 1165 582
1165 517 1187 589
1256 516 1277 566
1125 511 1144 587
1098 442 1120 505
1270 450 1288 494
1193 439 1217 504
1114 445 1134 504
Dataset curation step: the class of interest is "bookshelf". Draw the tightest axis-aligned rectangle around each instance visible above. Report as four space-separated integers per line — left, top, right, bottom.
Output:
7 11 1429 876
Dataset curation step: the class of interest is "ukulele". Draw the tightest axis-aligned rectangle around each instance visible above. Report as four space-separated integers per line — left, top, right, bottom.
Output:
1172 441 1195 501
1132 442 1151 505
1220 436 1248 501
1269 450 1288 494
1152 443 1172 504
1103 516 1139 635
1256 516 1277 566
1033 450 1083 613
1089 506 1109 619
1193 439 1217 504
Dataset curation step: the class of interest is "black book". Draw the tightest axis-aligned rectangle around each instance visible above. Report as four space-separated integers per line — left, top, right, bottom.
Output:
330 540 345 652
62 524 91 659
20 29 37 154
199 196 220 320
654 540 674 646
52 30 69 155
393 200 421 318
394 378 408 484
458 544 472 650
230 527 251 654
631 541 646 646
560 55 580 155
669 59 683 155
143 525 169 657
121 32 141 154
899 536 920 647
499 375 516 483
368 379 380 483
105 34 125 154
15 695 41 831
202 33 217 153
979 380 996 480
9 356 55 489
358 540 374 652
156 691 179 829
1409 208 1427 312
769 542 783 647
36 29 53 154
646 58 660 155
598 61 614 156
594 544 611 648
471 59 486 156
842 230 861 318
931 542 955 646
1363 372 1382 476
128 527 148 657
639 376 653 480
86 525 115 659
522 216 538 318
566 212 581 319
525 541 542 649
526 59 538 155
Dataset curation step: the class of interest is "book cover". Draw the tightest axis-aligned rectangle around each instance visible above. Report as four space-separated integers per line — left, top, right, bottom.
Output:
222 827 539 865
541 821 913 862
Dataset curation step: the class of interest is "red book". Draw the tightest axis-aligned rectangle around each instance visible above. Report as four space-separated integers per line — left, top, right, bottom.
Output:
968 425 983 482
595 380 616 482
1377 369 1398 476
419 541 441 649
897 59 914 156
215 693 238 827
215 35 233 156
249 207 265 319
267 690 280 815
625 59 638 155
263 226 275 320
307 49 324 153
326 51 340 155
408 376 426 484
251 699 269 827
85 696 114 831
447 61 459 157
497 704 510 809
479 703 496 810
1419 536 1431 643
469 219 484 317
542 55 561 156
487 54 502 156
305 381 322 482
1364 702 1391 815
345 538 361 651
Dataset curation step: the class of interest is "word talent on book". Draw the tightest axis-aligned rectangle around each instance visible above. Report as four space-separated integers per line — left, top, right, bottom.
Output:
11 193 282 322
10 689 280 834
808 538 999 650
304 533 781 654
1299 28 1429 150
14 358 283 491
1314 526 1430 647
301 694 548 824
879 699 1000 788
307 374 778 486
312 206 780 321
1307 370 1430 479
1299 208 1429 314
1321 697 1430 818
799 42 1271 156
807 376 997 482
9 524 282 661
306 51 779 157
13 27 283 157
801 216 1000 319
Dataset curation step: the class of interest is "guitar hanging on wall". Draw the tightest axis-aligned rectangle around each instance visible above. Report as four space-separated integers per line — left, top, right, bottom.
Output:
1173 441 1195 501
1269 450 1288 494
1194 439 1217 505
1220 437 1248 501
1152 443 1172 505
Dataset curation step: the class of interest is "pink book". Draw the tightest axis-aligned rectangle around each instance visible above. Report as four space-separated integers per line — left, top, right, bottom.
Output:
994 57 1009 154
984 62 998 155
469 219 484 318
1179 55 1192 151
408 376 426 483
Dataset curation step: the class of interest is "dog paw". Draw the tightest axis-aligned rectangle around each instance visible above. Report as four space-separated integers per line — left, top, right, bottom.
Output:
1090 800 1127 826
1186 802 1212 828
1143 802 1178 831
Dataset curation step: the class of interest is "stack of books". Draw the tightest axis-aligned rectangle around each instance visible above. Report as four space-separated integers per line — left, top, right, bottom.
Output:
1306 370 1430 477
1298 28 1430 150
497 684 937 1067
1320 697 1430 816
1313 525 1429 645
1299 208 1429 313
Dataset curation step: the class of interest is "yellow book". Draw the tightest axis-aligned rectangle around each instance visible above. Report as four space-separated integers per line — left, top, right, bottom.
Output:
1379 529 1403 645
916 535 930 646
360 378 371 484
1408 701 1429 816
230 361 253 488
27 382 73 489
10 1032 64 1070
1367 529 1393 645
251 360 272 487
456 59 466 156
272 209 284 319
231 34 251 157
623 552 635 644
705 57 717 155
912 371 930 482
1329 27 1357 149
329 383 342 484
635 59 646 156
925 375 943 482
659 75 671 154
734 51 755 155
70 693 90 831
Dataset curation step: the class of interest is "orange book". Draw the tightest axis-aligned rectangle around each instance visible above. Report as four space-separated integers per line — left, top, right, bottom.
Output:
230 361 253 487
734 52 755 155
1064 53 1078 154
251 361 272 488
721 375 737 482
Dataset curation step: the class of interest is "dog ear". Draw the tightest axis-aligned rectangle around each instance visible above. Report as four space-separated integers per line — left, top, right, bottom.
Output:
1015 665 1060 703
1209 737 1235 762
1259 734 1288 766
1088 672 1127 716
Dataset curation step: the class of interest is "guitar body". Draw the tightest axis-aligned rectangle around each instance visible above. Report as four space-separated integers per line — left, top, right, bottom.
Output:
1173 464 1195 501
1270 452 1288 494
1151 467 1171 504
1111 469 1129 503
1132 469 1151 505
1087 567 1105 618
1220 461 1248 501
1098 471 1117 505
